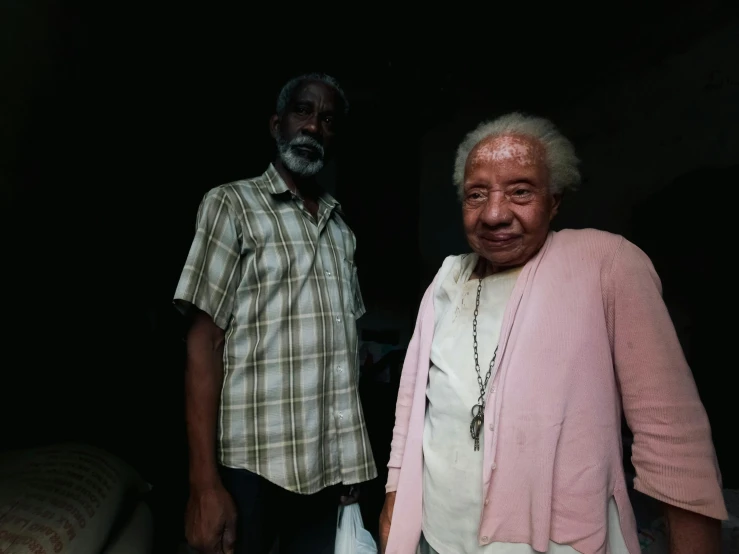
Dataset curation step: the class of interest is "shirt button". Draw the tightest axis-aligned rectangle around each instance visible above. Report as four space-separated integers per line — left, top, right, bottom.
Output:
335 316 341 323
481 536 490 544
491 386 496 393
337 412 343 419
491 462 497 470
326 270 332 277
484 499 489 506
489 423 494 431
336 366 343 372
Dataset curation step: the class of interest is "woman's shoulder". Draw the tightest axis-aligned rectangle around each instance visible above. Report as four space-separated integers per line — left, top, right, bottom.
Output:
435 253 477 287
550 228 629 260
439 252 474 272
550 229 656 282
415 254 477 310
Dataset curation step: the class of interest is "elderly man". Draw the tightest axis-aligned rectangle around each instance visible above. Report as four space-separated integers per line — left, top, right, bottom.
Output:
174 73 376 554
379 113 727 554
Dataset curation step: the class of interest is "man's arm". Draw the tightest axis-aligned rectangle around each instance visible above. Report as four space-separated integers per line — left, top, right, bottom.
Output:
183 309 237 554
665 503 722 554
174 188 240 553
185 309 226 488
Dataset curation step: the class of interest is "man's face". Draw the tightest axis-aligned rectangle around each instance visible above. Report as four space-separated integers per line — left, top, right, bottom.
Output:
270 80 341 178
462 134 561 270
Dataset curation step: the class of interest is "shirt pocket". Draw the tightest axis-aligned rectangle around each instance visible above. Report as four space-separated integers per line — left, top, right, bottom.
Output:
340 257 365 319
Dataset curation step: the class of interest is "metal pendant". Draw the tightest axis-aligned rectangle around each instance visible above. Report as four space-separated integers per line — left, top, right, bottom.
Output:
470 404 484 451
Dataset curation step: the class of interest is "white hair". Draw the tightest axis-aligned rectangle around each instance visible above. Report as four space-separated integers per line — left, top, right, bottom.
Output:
276 73 349 117
452 112 581 198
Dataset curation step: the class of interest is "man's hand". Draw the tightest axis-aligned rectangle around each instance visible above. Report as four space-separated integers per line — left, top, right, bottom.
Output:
185 483 237 554
340 485 361 506
379 491 396 554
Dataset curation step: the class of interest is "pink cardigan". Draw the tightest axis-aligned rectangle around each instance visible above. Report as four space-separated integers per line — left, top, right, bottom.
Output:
385 229 727 554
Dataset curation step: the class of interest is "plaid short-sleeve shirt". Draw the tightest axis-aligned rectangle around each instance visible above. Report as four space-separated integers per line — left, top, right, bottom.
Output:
174 164 377 493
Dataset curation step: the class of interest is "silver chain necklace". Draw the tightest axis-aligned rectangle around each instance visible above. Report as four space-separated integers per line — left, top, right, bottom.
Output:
469 277 498 451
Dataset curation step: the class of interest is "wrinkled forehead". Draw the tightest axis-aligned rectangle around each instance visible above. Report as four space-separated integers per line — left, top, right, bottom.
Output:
290 80 338 108
467 134 545 170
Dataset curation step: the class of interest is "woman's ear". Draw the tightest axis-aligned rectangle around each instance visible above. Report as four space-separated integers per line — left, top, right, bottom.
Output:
550 192 564 220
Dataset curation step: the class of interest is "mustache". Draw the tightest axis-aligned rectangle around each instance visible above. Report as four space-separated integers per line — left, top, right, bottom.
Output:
285 135 324 157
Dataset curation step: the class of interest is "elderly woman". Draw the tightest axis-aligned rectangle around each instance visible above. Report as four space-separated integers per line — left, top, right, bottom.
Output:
379 113 727 554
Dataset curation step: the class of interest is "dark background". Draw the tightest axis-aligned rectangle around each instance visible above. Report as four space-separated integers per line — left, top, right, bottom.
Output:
2 1 738 551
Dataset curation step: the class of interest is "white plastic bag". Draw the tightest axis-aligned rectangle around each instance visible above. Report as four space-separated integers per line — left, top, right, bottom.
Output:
334 503 378 554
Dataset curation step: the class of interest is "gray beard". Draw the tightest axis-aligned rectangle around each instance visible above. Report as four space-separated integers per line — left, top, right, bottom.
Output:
277 135 325 177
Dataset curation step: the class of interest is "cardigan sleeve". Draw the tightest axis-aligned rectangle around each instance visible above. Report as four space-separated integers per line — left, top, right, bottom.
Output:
386 282 435 493
607 238 727 520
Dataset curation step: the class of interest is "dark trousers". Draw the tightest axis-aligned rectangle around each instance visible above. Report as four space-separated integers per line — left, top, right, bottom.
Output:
219 466 340 554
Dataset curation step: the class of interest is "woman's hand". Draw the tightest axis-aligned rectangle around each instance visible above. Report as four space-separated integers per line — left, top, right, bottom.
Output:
379 491 396 553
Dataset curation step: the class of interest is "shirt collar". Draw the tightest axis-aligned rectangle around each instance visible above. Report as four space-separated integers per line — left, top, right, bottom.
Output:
260 163 344 215
262 163 290 195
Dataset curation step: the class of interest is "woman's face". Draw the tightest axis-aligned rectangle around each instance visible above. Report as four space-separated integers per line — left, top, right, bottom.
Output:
462 134 561 272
